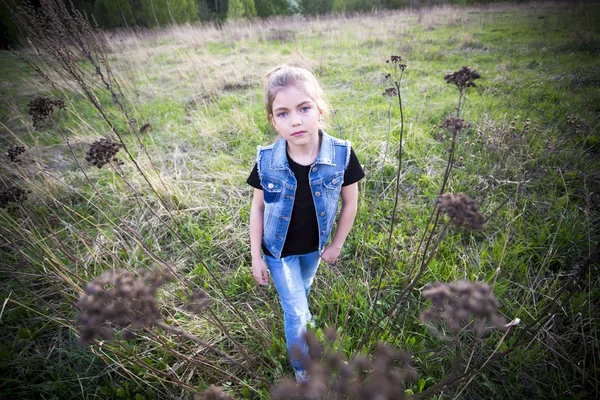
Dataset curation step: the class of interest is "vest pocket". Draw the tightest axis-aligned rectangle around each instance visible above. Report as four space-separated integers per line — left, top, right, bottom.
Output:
261 179 283 203
323 173 344 199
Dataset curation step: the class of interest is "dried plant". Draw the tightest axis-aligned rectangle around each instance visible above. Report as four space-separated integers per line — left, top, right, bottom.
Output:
196 385 235 400
437 193 485 231
421 280 507 336
187 289 211 314
367 56 409 333
385 55 407 71
76 267 173 345
6 145 26 163
440 116 470 136
0 186 29 208
444 66 481 90
76 269 270 387
437 67 479 196
139 122 152 134
9 0 175 211
271 331 417 400
444 66 480 118
27 97 65 130
84 138 123 169
382 87 398 97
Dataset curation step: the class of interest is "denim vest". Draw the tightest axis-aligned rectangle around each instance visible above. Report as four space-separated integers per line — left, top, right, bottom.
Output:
257 131 351 260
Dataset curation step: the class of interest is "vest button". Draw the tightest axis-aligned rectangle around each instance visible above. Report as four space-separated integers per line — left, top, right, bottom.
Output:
322 230 326 234
320 212 326 216
268 183 274 189
312 167 317 172
315 191 321 196
331 178 337 184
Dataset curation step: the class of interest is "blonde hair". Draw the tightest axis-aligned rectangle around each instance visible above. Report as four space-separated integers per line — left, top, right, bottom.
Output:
264 65 330 123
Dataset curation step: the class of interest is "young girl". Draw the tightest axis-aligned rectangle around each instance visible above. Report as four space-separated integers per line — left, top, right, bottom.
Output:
247 65 364 383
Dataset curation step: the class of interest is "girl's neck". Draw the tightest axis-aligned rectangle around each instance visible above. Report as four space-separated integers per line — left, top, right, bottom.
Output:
286 134 321 166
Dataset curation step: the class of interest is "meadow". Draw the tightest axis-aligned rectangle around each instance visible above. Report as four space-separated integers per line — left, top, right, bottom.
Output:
0 1 599 399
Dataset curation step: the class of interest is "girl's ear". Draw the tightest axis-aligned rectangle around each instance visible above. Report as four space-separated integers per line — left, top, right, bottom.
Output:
269 114 276 128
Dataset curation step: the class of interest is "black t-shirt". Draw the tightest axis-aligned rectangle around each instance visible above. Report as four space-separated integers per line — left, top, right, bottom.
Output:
247 147 364 258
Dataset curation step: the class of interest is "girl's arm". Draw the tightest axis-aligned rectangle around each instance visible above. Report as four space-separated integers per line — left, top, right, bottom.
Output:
321 182 359 264
250 189 269 285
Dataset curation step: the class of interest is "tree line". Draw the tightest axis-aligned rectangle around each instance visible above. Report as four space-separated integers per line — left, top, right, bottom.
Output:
1 0 520 47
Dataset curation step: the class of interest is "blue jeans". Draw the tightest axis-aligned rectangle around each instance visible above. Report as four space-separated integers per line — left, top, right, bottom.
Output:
265 251 321 372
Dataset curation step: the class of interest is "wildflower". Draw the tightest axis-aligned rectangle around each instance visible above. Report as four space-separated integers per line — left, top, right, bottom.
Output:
7 145 26 163
444 66 481 90
85 138 123 169
421 280 507 336
76 267 173 345
28 97 65 130
438 193 485 231
0 186 29 208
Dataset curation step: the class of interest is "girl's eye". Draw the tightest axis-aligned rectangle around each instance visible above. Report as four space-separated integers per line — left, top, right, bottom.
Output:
300 106 310 112
277 112 288 118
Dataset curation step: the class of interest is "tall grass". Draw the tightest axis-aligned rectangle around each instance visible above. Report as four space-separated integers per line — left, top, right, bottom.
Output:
1 1 599 398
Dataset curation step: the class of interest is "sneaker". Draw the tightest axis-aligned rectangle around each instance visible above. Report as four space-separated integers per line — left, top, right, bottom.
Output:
294 368 309 384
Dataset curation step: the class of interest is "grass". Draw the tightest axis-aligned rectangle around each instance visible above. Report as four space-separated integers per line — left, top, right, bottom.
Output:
0 1 599 399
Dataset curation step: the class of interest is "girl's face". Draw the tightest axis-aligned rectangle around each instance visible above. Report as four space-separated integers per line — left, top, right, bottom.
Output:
269 84 322 148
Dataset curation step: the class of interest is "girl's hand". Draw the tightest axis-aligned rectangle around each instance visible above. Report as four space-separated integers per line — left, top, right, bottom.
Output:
252 257 269 286
321 244 341 264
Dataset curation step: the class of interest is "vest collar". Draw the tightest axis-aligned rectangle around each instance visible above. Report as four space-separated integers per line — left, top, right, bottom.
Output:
270 130 336 170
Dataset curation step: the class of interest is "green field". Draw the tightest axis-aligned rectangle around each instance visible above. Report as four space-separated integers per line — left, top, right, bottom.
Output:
1 1 599 399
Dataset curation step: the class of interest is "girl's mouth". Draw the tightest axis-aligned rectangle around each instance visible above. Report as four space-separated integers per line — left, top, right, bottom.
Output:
291 131 306 136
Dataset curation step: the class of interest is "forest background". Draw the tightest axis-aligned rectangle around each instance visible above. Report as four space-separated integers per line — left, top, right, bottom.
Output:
2 0 538 47
0 0 599 399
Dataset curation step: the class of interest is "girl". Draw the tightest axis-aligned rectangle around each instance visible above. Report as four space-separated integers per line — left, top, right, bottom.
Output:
247 65 364 383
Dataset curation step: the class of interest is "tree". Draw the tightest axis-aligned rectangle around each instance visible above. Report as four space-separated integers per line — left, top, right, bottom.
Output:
93 0 198 28
299 0 333 16
254 0 290 17
227 0 256 19
332 0 345 12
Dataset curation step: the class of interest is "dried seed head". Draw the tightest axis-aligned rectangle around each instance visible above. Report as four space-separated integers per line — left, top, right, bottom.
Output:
271 330 416 399
444 66 481 91
7 145 26 163
441 116 470 135
438 193 485 231
139 123 152 134
0 186 29 208
386 55 407 70
76 267 173 345
421 280 507 335
382 87 398 97
200 385 234 400
187 289 210 314
324 326 338 343
270 379 298 400
85 138 123 169
28 97 65 130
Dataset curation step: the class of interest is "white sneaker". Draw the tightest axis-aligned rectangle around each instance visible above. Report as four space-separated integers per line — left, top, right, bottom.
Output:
294 369 309 384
